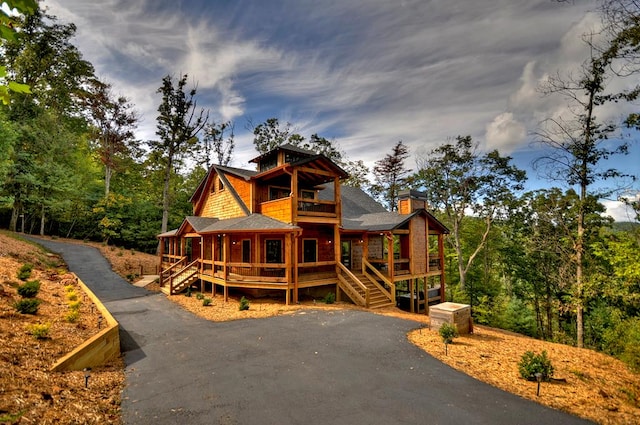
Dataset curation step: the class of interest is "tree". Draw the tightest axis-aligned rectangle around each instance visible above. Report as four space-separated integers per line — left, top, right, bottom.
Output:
250 117 303 154
413 136 526 292
534 32 637 347
1 9 95 233
371 141 410 211
84 78 139 198
0 0 37 104
150 74 208 234
201 120 234 168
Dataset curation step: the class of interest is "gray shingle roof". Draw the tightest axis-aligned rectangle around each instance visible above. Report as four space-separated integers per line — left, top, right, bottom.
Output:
200 214 300 233
318 185 387 216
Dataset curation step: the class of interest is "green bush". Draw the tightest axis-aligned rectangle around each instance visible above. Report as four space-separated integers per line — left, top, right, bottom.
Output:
196 292 205 300
65 291 78 302
65 310 80 323
17 280 40 298
16 263 33 281
518 350 554 381
239 296 250 311
14 298 41 315
68 300 81 311
202 297 212 306
439 323 458 344
28 322 50 339
323 292 336 304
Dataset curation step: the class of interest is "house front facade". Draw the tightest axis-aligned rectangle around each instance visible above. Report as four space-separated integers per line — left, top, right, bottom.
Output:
158 144 448 313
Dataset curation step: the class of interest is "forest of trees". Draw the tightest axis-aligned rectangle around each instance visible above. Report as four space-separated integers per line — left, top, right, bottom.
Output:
0 3 638 368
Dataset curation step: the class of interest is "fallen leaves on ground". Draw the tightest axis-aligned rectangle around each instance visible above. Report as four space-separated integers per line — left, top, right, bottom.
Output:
0 232 123 425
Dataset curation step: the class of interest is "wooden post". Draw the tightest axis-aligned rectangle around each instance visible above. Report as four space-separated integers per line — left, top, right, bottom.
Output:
438 234 445 302
223 234 229 302
409 278 414 313
200 236 204 292
292 233 299 304
158 238 164 285
291 168 298 224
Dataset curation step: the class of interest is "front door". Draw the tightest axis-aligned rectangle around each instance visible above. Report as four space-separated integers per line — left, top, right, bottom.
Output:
341 240 352 269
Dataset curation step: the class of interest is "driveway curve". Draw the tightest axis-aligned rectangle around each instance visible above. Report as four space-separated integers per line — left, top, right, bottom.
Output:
32 238 593 425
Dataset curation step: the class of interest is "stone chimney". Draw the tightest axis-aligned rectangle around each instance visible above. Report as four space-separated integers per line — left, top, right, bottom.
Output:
397 190 428 214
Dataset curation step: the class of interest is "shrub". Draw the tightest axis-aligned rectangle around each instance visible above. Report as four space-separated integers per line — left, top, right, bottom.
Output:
323 292 336 304
518 350 554 381
185 287 192 297
202 297 212 306
68 300 81 311
239 296 250 311
196 292 205 300
28 322 51 339
14 299 41 315
16 263 33 281
439 323 458 345
66 291 78 302
66 310 80 323
17 280 41 298
64 284 75 293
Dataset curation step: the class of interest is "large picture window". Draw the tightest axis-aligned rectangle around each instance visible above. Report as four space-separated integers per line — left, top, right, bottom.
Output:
265 239 283 263
303 239 317 263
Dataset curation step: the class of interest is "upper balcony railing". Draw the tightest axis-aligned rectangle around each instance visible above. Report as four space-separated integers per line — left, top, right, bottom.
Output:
297 199 336 216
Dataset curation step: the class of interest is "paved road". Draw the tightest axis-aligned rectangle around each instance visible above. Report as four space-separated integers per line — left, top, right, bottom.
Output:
32 238 593 425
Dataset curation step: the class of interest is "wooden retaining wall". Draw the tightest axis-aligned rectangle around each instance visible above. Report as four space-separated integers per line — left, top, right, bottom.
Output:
50 275 120 372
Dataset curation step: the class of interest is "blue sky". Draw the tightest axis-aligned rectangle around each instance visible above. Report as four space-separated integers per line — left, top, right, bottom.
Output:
44 0 639 221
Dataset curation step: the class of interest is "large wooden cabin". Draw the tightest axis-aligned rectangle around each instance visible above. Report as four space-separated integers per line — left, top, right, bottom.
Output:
158 144 449 313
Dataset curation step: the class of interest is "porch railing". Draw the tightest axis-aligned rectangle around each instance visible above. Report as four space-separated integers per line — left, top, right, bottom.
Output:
213 261 287 284
297 200 336 216
337 262 369 307
160 256 187 287
363 259 395 304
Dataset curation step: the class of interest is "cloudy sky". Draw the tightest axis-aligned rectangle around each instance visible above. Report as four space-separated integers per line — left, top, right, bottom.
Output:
43 0 639 220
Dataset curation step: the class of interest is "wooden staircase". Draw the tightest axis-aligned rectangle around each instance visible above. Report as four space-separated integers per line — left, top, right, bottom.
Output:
354 273 395 309
337 263 394 309
161 259 199 295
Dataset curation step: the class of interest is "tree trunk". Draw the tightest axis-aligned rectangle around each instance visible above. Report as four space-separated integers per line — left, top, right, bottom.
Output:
160 154 173 234
105 164 112 198
39 203 45 236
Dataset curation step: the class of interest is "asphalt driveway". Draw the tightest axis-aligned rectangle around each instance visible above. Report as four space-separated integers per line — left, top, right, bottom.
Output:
33 238 593 425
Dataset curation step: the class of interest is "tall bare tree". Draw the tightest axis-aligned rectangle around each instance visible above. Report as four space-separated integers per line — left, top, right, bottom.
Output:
84 78 139 198
150 74 208 234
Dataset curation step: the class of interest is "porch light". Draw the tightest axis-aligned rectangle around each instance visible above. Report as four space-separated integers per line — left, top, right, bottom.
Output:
535 373 542 396
232 240 237 245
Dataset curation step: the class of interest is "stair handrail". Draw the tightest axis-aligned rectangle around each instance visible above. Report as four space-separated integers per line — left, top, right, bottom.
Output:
337 262 369 307
169 259 200 294
160 257 187 286
363 259 396 304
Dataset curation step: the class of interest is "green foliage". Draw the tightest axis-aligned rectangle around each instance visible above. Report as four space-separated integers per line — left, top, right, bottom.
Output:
499 297 536 337
196 292 204 300
322 292 336 304
518 351 554 382
185 287 192 297
16 279 40 298
65 309 79 323
439 323 458 344
202 297 212 306
65 291 78 302
68 300 81 311
239 296 250 311
16 263 33 281
13 298 41 314
28 322 50 339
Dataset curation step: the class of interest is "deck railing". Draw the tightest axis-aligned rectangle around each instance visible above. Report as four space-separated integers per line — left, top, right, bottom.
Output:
297 200 336 216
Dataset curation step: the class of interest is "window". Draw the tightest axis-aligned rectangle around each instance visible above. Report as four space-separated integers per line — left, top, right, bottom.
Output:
217 177 225 192
265 239 283 263
303 239 317 263
300 190 315 200
269 186 290 200
242 240 251 263
216 235 223 261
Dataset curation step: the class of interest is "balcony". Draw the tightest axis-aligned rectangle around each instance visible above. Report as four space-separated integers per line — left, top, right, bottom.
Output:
297 199 337 217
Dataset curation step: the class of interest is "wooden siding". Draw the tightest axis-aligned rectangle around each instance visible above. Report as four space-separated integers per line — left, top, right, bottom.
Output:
411 216 427 274
200 175 250 219
259 198 293 223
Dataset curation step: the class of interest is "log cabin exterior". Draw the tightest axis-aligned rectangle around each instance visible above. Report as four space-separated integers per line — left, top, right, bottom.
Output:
158 144 449 312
